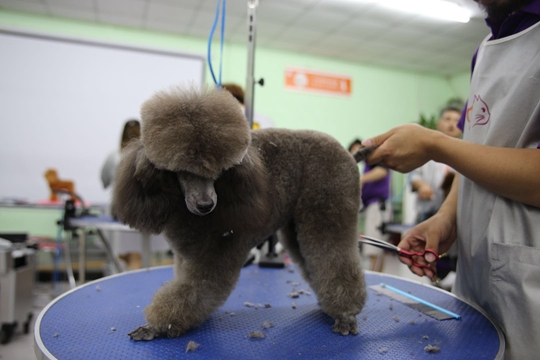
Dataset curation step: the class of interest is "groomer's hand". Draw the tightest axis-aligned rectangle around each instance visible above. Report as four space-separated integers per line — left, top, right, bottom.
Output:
397 213 456 281
362 124 439 173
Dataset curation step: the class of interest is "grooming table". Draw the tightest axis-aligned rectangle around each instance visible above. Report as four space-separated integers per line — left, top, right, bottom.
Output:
69 215 152 284
35 266 504 360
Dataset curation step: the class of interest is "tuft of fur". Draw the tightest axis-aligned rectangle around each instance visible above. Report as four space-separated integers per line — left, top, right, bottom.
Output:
113 85 367 341
140 85 250 179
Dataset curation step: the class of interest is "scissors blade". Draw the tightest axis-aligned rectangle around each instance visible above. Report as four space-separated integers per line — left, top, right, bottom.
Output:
359 234 394 245
358 235 399 253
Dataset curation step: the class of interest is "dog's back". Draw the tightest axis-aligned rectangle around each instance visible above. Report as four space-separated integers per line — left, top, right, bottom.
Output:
251 128 361 225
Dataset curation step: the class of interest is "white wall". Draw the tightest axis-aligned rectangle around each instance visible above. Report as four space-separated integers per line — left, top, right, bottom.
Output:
0 28 205 203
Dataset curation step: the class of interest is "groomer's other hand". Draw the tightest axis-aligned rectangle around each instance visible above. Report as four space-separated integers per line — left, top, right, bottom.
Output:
397 213 456 281
362 124 438 173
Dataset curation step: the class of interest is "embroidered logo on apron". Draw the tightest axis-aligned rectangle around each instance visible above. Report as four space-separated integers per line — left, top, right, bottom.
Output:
466 95 491 129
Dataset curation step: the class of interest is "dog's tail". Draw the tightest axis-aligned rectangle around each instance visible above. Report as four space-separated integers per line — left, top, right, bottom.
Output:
352 146 376 163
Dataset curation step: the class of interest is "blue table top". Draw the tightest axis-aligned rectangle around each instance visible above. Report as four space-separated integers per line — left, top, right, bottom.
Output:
35 266 503 360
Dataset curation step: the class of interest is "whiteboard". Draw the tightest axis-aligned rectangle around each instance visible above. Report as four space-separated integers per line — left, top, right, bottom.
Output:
0 28 205 204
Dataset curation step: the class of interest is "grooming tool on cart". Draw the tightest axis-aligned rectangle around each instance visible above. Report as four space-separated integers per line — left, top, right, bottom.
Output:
359 235 443 268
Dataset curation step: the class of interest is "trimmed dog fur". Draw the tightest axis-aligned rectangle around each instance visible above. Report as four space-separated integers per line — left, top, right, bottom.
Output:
112 85 367 341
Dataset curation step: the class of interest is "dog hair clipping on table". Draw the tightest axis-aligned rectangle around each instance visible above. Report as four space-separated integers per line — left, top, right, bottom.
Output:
249 331 266 338
185 340 200 353
424 345 440 353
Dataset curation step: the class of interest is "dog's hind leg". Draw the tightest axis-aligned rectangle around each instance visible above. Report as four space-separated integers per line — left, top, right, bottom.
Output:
295 215 367 336
277 220 311 283
128 244 248 341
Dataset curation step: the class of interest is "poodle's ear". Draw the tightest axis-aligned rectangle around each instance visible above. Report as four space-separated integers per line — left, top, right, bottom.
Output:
111 140 181 234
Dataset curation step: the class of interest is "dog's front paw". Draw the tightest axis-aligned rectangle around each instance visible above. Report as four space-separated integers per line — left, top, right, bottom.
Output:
332 314 359 336
128 324 163 341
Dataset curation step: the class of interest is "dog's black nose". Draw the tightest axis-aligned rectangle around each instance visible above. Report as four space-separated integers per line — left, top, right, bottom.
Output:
196 200 214 214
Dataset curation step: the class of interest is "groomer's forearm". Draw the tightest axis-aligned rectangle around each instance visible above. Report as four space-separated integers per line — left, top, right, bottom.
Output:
428 132 540 207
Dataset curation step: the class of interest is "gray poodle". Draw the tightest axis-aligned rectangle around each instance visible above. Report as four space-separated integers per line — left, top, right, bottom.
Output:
112 85 368 341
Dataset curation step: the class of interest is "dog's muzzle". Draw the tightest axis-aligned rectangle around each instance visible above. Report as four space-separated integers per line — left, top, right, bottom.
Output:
195 200 215 215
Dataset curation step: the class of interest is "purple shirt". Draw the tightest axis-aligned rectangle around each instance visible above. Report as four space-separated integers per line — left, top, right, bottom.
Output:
457 0 540 150
361 163 390 207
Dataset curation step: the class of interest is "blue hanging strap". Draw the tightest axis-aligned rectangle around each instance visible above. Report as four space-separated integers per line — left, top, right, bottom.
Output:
219 0 226 86
208 0 226 87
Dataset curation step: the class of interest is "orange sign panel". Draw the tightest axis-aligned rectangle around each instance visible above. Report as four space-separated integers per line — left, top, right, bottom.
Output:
285 68 352 96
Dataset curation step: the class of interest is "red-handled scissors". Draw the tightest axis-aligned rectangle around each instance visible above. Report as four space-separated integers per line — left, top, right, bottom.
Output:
358 235 442 268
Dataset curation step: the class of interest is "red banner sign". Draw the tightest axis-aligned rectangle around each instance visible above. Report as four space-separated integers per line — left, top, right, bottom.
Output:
285 68 352 97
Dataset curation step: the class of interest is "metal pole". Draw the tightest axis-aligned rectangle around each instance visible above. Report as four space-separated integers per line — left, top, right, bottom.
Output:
64 232 77 289
78 230 86 285
96 229 123 273
245 0 259 129
141 233 151 268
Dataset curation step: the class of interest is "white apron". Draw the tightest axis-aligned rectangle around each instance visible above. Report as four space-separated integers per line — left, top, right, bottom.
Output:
455 21 540 359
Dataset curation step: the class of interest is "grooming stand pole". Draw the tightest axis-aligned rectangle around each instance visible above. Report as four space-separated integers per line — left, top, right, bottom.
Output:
244 1 282 268
245 0 258 128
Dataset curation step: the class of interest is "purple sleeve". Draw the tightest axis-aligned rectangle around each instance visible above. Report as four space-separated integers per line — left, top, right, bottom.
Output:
458 103 467 132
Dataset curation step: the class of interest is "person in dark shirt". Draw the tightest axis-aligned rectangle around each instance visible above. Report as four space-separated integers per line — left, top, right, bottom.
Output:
348 139 390 272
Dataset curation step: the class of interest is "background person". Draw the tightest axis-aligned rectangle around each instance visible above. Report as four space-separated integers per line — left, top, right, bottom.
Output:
348 139 391 272
411 103 463 223
221 83 275 129
101 119 140 189
411 103 463 288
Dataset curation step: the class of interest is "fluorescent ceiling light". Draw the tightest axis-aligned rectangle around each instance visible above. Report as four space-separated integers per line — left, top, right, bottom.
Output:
352 0 470 23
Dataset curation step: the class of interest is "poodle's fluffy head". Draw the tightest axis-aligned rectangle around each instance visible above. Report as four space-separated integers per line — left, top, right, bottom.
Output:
140 85 251 179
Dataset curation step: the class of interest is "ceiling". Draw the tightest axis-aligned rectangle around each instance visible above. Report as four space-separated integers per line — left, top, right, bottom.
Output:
0 0 491 76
